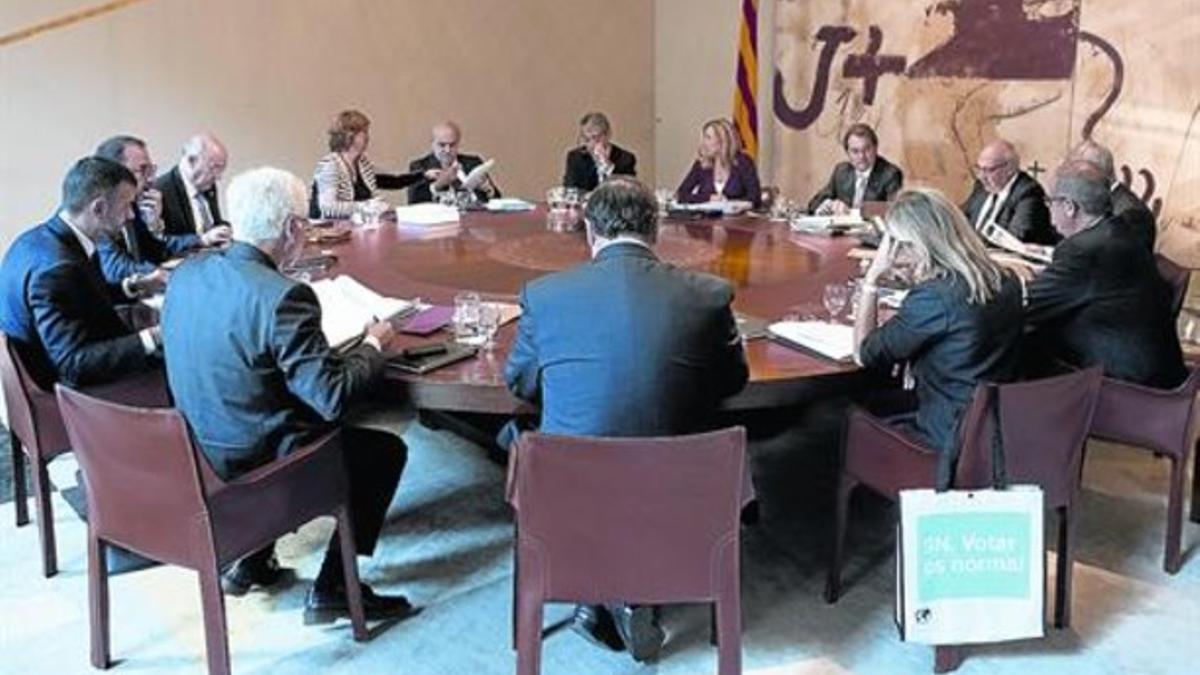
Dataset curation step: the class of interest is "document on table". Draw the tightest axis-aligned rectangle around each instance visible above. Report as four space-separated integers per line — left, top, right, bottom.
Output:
309 275 414 348
394 203 460 227
767 320 856 362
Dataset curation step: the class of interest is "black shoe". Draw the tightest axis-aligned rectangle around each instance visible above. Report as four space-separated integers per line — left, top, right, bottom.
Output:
570 604 624 652
106 545 160 576
303 583 416 625
612 605 665 663
221 553 289 596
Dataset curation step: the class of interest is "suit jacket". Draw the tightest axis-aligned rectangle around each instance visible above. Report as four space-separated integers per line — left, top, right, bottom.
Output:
807 155 904 212
504 242 748 437
97 211 201 281
406 152 499 204
0 215 152 388
162 242 385 479
860 273 1024 483
155 166 223 237
676 152 762 208
961 171 1058 245
1026 214 1185 389
562 144 637 192
1111 182 1156 251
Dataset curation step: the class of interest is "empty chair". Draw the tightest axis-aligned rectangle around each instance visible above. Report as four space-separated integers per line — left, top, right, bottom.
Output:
827 368 1102 670
507 427 751 675
55 385 369 675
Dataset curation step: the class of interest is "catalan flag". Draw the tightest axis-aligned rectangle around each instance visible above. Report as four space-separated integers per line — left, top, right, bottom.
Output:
732 0 759 160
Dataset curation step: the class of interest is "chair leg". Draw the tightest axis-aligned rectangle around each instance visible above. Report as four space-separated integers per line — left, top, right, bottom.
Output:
934 645 964 673
87 532 110 669
197 566 231 675
29 457 57 577
11 432 29 526
709 602 718 647
514 590 544 675
1190 439 1200 524
1165 456 1185 574
1054 506 1074 629
336 507 368 641
825 475 857 604
715 597 742 675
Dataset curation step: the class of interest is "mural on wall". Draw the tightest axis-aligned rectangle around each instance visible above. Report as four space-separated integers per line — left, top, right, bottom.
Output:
771 0 1198 259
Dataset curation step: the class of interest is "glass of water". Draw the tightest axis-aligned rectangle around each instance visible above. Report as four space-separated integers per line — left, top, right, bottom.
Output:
453 291 482 343
823 282 852 322
477 302 501 351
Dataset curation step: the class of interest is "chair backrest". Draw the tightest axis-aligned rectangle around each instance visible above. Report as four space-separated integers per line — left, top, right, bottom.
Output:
1155 253 1190 319
509 427 749 604
0 334 69 459
55 384 211 567
956 367 1103 508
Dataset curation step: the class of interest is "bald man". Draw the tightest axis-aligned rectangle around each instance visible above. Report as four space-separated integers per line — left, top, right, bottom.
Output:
1070 139 1156 251
406 121 499 204
961 140 1058 245
155 133 232 237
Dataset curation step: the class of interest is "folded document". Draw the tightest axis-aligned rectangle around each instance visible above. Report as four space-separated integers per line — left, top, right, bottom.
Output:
767 320 856 362
309 276 414 348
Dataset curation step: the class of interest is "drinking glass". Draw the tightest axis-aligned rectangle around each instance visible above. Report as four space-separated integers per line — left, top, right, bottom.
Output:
822 282 851 322
477 302 501 351
453 291 482 343
655 188 674 216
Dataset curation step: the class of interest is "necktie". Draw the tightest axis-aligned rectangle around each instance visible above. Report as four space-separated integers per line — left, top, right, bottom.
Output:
975 194 998 230
194 192 213 233
122 221 142 262
852 173 869 208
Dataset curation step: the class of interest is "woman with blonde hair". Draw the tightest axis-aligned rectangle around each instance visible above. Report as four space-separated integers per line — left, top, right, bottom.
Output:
311 109 420 218
853 187 1024 456
676 118 761 208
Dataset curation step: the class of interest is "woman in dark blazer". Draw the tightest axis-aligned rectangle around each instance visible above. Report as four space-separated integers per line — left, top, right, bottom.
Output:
675 118 761 208
853 188 1024 461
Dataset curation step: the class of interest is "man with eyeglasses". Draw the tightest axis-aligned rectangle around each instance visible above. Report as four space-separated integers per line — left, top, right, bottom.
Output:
156 133 235 240
961 139 1058 245
1024 161 1185 388
93 136 228 296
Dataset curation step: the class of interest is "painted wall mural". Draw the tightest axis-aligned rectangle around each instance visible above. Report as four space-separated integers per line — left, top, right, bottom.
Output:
772 0 1198 261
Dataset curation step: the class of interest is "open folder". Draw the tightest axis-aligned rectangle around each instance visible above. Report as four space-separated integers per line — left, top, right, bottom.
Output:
767 320 856 362
308 276 414 349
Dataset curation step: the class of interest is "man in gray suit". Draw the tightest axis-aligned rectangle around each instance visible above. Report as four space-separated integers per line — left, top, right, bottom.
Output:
162 167 412 623
1070 139 1157 251
504 177 749 663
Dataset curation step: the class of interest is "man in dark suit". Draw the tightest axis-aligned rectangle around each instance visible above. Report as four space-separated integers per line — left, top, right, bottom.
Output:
94 135 224 287
961 139 1058 245
155 133 233 242
162 167 412 621
0 157 160 389
562 111 637 192
807 123 904 214
1071 139 1156 251
504 177 749 663
406 121 499 204
1026 161 1185 388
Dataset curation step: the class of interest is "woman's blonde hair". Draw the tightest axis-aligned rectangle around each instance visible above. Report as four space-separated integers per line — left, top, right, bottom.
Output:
884 188 1007 304
700 118 740 170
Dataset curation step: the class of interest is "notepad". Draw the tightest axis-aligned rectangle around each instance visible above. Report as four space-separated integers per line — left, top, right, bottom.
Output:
394 203 460 227
767 320 856 362
309 276 414 348
485 197 536 212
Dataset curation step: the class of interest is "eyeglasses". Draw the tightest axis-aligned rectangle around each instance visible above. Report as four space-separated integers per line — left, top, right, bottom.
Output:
1044 196 1072 208
973 162 1010 176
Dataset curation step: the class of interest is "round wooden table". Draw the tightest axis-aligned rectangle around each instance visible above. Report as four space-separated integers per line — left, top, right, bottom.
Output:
314 207 862 413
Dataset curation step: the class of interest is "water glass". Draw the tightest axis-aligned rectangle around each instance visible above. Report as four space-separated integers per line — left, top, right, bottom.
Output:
477 302 501 351
453 291 482 343
822 282 851 322
655 188 674 215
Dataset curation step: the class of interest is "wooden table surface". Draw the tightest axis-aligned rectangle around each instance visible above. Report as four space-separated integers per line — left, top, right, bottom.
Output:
311 207 863 413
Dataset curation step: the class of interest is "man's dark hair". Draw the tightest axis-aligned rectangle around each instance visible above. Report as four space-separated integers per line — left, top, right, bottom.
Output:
61 156 137 214
584 177 658 241
94 135 145 163
842 123 879 150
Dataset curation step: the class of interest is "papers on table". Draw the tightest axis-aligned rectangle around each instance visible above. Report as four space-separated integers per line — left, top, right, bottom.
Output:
790 214 869 236
768 320 856 362
980 223 1053 263
462 159 496 192
485 197 536 212
394 203 460 228
671 200 754 216
308 275 414 348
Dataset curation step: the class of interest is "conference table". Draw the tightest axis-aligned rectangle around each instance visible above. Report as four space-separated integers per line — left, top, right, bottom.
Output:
311 206 865 415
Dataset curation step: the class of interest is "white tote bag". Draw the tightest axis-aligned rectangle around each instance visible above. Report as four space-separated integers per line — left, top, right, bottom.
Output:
896 486 1045 645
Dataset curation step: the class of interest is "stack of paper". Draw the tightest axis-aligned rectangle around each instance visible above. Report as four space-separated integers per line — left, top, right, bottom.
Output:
980 223 1053 263
789 214 866 235
768 320 856 362
309 275 414 348
485 197 536 212
672 200 753 216
394 203 460 228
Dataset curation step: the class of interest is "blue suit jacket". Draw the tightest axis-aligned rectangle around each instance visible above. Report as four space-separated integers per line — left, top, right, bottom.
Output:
0 215 151 388
504 242 749 437
98 211 201 281
162 242 386 479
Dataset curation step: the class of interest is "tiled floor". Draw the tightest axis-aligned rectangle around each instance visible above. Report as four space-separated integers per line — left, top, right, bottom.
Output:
1 406 1197 674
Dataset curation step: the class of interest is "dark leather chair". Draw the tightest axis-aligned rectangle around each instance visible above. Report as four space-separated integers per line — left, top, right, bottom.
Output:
1 335 71 577
55 385 369 675
826 368 1102 671
507 427 751 675
1155 253 1189 319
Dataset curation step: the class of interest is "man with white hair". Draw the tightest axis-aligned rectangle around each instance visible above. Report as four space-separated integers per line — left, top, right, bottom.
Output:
155 133 233 240
1070 139 1156 250
961 139 1058 245
161 167 413 622
406 120 499 204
